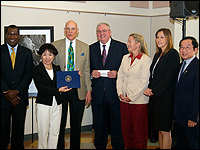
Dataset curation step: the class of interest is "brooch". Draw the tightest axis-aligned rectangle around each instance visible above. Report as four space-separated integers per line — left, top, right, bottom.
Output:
81 53 85 56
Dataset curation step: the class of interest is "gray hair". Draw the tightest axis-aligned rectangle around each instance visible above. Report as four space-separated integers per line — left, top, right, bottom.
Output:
96 22 111 31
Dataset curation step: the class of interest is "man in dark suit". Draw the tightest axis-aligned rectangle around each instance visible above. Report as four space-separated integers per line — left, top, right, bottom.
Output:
90 22 128 149
1 25 33 149
174 36 199 149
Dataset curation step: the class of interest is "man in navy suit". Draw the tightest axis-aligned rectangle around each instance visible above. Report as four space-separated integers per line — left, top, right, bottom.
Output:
1 25 33 149
174 36 199 149
90 22 128 149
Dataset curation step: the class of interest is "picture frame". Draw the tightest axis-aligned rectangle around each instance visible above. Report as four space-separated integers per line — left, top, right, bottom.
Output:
4 26 54 94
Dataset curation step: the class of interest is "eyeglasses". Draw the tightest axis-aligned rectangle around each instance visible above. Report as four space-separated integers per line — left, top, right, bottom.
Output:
65 27 76 31
179 46 194 51
97 29 109 34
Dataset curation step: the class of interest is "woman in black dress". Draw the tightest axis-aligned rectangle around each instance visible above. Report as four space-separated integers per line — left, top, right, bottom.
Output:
144 28 180 149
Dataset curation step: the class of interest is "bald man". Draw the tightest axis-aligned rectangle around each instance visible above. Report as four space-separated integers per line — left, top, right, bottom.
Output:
52 20 92 149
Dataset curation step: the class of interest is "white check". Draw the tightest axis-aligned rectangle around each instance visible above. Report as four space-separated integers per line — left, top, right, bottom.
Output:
98 70 110 77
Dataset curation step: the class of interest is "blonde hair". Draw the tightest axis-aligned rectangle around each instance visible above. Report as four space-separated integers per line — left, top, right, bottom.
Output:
155 28 174 55
129 33 149 56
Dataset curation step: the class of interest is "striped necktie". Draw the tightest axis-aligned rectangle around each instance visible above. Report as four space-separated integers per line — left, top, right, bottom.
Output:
178 60 186 81
180 60 186 76
11 47 16 69
102 45 106 66
67 41 74 71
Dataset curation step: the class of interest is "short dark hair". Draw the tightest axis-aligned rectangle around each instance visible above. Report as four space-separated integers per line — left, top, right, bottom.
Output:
179 36 198 49
5 24 20 35
37 43 58 56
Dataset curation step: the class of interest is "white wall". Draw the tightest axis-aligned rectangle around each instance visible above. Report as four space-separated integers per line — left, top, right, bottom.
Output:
1 1 199 135
150 16 174 57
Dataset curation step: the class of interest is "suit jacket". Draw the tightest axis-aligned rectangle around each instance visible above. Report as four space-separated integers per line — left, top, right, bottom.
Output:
33 62 63 106
174 57 199 126
1 44 33 108
52 38 92 100
148 48 180 97
90 38 128 104
117 54 151 104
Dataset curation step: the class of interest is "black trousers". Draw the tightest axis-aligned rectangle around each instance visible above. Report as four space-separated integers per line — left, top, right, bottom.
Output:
175 122 199 149
92 91 124 149
0 105 27 149
57 89 85 149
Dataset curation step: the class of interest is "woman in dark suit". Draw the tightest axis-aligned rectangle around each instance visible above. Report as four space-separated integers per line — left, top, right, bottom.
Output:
144 28 180 149
33 43 71 149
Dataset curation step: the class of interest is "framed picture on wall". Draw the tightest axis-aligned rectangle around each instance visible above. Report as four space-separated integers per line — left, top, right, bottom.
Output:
4 26 54 94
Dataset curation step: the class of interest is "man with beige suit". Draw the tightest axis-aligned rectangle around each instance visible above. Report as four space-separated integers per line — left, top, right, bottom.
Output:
52 20 92 149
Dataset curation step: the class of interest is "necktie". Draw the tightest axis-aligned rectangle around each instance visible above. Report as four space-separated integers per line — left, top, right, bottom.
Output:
11 48 16 69
180 60 186 76
67 41 74 71
102 45 106 66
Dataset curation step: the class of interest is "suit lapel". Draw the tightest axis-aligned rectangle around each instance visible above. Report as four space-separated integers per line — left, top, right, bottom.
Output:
14 45 23 70
176 58 197 89
96 42 103 65
104 39 114 66
3 45 13 70
130 58 140 68
39 63 53 81
76 40 81 68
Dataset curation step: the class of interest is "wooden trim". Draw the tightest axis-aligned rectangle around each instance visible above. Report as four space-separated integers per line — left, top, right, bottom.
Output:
130 1 149 9
153 1 169 9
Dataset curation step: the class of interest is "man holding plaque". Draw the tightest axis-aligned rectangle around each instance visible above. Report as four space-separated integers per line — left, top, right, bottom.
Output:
52 20 92 149
89 22 128 149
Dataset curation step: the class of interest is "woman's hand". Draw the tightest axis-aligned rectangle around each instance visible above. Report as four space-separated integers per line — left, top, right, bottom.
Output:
143 88 153 96
59 86 72 92
120 94 131 103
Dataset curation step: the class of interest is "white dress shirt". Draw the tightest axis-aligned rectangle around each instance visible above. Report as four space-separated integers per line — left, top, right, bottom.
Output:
99 38 111 56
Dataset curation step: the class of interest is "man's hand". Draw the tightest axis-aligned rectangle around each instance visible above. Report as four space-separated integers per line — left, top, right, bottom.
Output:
108 70 117 78
9 97 20 107
77 69 81 78
3 90 19 101
188 120 197 127
92 70 100 78
85 91 92 108
3 90 20 107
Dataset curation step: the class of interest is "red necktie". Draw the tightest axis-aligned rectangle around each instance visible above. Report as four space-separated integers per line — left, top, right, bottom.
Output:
102 45 106 66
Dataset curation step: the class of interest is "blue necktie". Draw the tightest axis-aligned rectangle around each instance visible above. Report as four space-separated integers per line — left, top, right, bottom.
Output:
180 61 186 76
67 41 74 71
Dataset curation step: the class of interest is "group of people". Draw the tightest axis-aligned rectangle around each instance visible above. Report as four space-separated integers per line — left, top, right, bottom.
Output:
1 21 199 149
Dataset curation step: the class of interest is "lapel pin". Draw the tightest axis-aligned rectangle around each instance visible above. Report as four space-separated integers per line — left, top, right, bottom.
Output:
184 70 187 74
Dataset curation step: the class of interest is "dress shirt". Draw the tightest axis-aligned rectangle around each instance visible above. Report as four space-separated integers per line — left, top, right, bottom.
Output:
65 38 76 71
129 52 143 66
100 38 111 56
7 43 18 56
178 55 196 81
